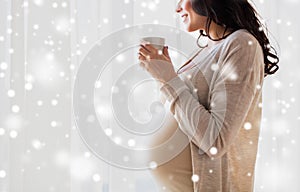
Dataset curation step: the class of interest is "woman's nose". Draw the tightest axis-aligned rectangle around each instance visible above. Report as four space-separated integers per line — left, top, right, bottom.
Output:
175 1 183 13
176 6 183 13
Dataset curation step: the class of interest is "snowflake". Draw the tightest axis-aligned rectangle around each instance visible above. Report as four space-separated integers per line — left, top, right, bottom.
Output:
191 174 200 182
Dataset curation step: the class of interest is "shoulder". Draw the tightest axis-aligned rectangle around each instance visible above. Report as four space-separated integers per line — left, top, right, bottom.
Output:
223 29 260 50
217 29 263 62
218 29 264 84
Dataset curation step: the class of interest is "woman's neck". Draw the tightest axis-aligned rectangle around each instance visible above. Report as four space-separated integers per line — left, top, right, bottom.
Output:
208 22 231 39
206 22 234 46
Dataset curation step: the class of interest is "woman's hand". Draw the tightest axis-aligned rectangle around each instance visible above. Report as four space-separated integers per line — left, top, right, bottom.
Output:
138 44 178 84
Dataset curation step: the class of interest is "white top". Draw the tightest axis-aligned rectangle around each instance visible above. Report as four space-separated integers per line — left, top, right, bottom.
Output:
157 29 264 192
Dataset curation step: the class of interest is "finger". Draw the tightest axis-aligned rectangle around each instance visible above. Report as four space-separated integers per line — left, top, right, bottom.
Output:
139 61 145 69
143 44 158 53
138 52 146 59
139 52 151 61
163 46 170 57
139 44 151 53
139 60 149 70
138 54 150 68
138 47 150 57
162 46 172 61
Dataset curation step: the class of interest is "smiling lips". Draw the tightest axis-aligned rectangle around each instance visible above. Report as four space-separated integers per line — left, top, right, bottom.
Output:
181 14 188 22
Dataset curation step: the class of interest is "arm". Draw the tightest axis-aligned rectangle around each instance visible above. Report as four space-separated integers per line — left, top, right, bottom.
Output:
159 38 264 158
157 81 167 105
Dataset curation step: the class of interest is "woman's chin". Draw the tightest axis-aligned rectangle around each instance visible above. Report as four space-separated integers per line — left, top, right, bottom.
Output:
183 22 199 32
183 24 192 32
185 26 198 32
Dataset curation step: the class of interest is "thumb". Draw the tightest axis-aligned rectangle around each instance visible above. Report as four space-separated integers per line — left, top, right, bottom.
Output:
163 46 170 58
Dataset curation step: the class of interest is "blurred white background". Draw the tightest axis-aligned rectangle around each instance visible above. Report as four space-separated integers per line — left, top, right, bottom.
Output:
0 0 299 191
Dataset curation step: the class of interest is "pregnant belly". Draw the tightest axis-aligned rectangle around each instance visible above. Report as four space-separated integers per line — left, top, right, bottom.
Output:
148 101 194 192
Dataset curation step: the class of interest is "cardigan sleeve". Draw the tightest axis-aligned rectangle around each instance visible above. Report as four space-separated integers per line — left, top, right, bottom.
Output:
159 37 264 158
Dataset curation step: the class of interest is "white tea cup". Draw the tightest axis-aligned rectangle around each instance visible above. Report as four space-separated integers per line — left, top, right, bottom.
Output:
140 37 165 50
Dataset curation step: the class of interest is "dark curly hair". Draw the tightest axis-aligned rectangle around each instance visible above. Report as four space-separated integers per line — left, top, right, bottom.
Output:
191 0 279 77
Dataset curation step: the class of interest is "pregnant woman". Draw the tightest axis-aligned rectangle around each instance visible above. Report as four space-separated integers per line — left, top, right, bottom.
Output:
138 0 279 191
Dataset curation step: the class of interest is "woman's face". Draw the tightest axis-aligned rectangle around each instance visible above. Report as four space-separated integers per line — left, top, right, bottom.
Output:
176 0 207 32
